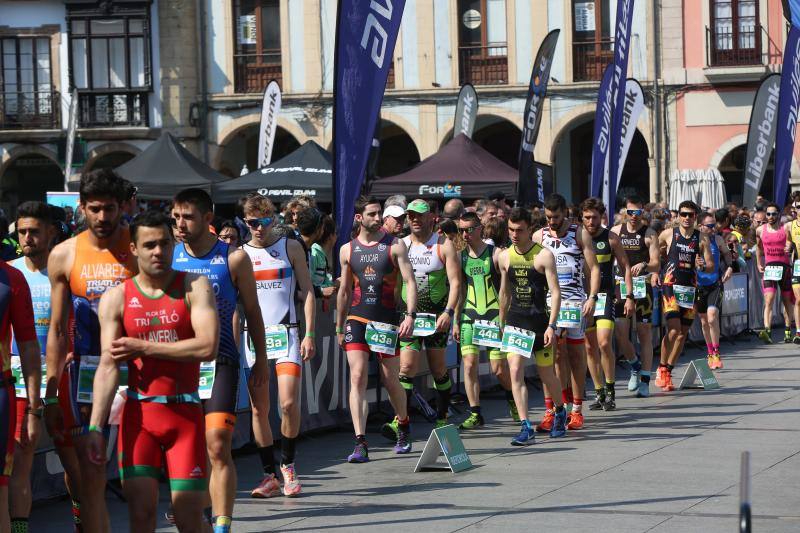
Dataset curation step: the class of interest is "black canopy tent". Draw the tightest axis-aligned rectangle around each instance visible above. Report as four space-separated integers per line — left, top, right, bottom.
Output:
116 132 230 199
368 134 518 200
213 141 333 203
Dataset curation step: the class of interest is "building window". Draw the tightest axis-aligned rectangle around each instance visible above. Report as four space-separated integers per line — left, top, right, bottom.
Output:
0 37 59 128
234 0 282 93
708 0 761 66
457 0 508 85
572 0 613 82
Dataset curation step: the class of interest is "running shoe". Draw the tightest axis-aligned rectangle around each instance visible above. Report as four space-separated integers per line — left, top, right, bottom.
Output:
534 409 554 433
394 429 412 454
714 355 724 369
280 463 301 497
707 353 716 369
603 397 616 411
661 371 675 392
550 409 567 438
380 417 399 441
250 473 281 498
508 399 520 422
793 333 800 345
655 366 666 388
435 418 448 429
510 421 536 446
758 329 773 344
588 395 605 411
627 370 640 392
636 381 650 398
566 411 584 430
785 329 793 343
459 412 484 430
347 442 369 463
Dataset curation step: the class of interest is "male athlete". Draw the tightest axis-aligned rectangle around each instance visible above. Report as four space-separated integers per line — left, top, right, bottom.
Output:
697 212 733 369
755 203 794 345
533 194 599 431
499 207 567 445
785 210 800 344
581 198 634 417
172 189 267 532
453 212 515 429
241 193 315 496
45 169 138 533
87 210 218 532
336 196 417 462
610 195 661 398
10 203 82 533
397 200 461 428
656 200 715 391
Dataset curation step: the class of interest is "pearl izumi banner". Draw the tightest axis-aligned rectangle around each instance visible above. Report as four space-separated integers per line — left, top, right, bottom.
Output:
774 24 800 205
615 78 645 191
590 64 614 198
518 29 560 207
743 73 781 208
454 84 478 139
257 80 282 168
333 0 406 262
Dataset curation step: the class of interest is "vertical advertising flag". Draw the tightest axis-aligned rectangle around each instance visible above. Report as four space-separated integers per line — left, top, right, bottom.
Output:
614 78 645 191
518 29 560 207
257 80 282 168
774 24 800 205
743 74 781 208
333 0 406 257
784 0 800 26
63 88 79 191
590 64 615 198
453 84 479 138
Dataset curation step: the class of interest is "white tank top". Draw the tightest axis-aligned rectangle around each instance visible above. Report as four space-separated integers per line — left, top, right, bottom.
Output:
243 238 297 325
541 223 586 302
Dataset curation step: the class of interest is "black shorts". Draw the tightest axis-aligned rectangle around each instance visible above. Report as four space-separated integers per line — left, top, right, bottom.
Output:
505 312 547 353
696 283 723 314
588 291 616 328
343 319 400 358
614 288 654 324
203 356 240 431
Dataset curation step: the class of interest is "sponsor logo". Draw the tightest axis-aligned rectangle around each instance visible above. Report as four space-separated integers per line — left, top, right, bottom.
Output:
128 297 142 308
210 254 226 265
378 243 387 251
361 0 395 68
269 249 281 258
190 466 204 478
597 241 607 250
418 183 462 198
521 54 551 152
175 252 188 263
458 91 475 136
256 188 318 197
364 265 377 280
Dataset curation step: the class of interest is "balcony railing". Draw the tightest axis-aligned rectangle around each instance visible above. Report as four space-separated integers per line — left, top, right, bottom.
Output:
77 91 148 127
458 44 508 86
573 39 614 82
0 90 61 129
706 25 764 67
234 51 283 93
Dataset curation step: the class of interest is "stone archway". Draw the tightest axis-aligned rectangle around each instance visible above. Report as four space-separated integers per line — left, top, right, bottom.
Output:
0 146 63 214
375 119 421 177
216 122 302 178
83 142 141 172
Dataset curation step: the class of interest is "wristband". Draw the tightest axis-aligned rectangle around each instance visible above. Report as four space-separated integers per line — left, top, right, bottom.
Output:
405 311 417 319
305 331 315 338
548 323 559 331
88 424 103 434
445 308 455 318
29 407 43 419
43 397 59 406
336 327 344 334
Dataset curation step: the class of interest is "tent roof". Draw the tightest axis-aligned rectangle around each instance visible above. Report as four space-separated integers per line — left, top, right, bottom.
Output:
369 133 518 200
116 132 230 199
213 141 333 203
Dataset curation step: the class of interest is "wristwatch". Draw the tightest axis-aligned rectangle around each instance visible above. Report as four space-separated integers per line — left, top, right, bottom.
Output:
548 323 558 331
445 308 455 318
405 311 417 319
591 294 599 302
626 294 635 300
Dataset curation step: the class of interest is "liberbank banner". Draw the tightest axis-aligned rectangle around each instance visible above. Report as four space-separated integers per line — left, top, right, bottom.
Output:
454 84 479 138
743 74 780 208
333 0 405 256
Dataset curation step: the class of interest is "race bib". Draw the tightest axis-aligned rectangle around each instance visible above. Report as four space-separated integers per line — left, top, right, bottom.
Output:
593 293 608 316
473 320 502 348
619 276 647 299
365 322 399 355
198 361 216 400
764 264 784 281
412 313 437 337
76 356 129 404
674 285 696 309
501 326 535 358
557 301 582 329
265 325 290 360
10 356 46 400
794 260 800 277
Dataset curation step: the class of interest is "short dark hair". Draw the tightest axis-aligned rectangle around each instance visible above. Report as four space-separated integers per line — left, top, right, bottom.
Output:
121 179 137 202
438 218 457 235
80 168 126 204
173 188 213 214
296 207 323 237
17 201 53 225
579 197 606 216
355 195 381 215
625 194 644 207
767 202 780 212
544 193 567 212
701 211 715 223
678 200 698 214
219 220 240 240
508 207 531 225
319 214 336 243
130 210 174 244
459 212 481 225
714 208 729 224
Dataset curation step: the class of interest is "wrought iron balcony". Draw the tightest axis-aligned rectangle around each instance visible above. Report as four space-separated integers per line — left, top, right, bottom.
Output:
77 90 148 127
234 51 282 93
573 39 614 82
706 25 765 67
0 90 61 129
458 44 508 86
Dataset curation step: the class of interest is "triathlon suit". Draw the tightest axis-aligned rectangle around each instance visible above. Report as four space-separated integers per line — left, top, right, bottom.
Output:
0 262 36 484
243 238 301 376
68 229 136 431
661 228 700 325
788 221 800 288
118 273 207 491
541 224 586 343
588 228 615 330
344 232 400 357
760 224 792 297
459 245 502 360
401 233 449 351
696 236 723 314
505 243 554 366
614 224 654 323
173 240 239 431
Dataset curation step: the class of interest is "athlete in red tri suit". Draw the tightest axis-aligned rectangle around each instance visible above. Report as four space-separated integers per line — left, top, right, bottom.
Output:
87 210 219 532
0 259 41 533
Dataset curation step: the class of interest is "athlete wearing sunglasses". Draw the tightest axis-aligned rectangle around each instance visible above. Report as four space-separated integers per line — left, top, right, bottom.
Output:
756 203 794 345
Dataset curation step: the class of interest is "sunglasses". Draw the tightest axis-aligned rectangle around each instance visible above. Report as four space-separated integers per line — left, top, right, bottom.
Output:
244 216 274 229
766 212 779 217
459 226 480 234
679 212 696 218
626 209 643 216
702 223 715 229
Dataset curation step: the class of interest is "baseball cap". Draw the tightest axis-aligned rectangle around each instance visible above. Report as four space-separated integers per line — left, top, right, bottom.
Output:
406 199 430 214
383 205 405 219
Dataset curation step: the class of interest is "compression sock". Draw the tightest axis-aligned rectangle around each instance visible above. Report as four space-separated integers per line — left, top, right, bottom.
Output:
666 364 674 373
10 518 27 533
258 444 276 476
572 397 583 413
594 387 605 401
566 388 574 405
213 516 232 533
561 388 570 405
544 397 554 411
630 356 642 372
355 434 367 444
504 388 514 401
706 343 714 355
399 375 414 411
434 375 453 419
72 500 82 530
712 343 720 355
640 371 651 384
470 405 482 415
397 416 410 433
605 381 616 401
281 435 297 466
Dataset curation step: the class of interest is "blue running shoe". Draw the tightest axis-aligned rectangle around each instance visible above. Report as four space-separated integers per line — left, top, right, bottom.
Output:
550 409 567 438
627 370 640 392
394 429 412 454
636 381 650 398
510 421 536 446
347 442 369 463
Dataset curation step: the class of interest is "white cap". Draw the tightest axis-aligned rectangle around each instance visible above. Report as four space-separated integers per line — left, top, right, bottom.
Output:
383 205 405 219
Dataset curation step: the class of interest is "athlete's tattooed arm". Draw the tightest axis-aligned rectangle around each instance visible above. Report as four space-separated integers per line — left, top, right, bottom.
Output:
288 238 317 360
393 238 416 339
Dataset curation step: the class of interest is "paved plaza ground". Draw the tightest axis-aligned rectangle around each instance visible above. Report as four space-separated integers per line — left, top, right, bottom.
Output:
31 334 800 532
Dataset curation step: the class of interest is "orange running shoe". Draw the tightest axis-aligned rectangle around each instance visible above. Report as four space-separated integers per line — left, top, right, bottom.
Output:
655 366 665 388
251 473 281 498
707 354 716 369
535 409 554 433
566 411 584 430
662 370 675 392
715 355 723 369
